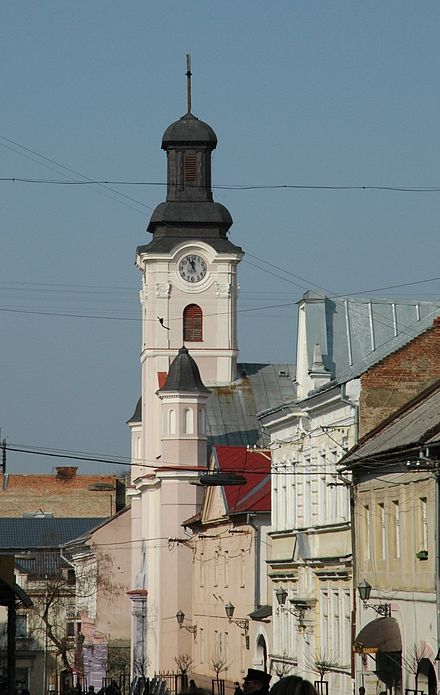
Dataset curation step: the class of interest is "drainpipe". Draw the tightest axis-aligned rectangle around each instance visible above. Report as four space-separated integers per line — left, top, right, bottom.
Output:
246 513 260 611
350 478 358 692
340 383 359 693
435 458 440 671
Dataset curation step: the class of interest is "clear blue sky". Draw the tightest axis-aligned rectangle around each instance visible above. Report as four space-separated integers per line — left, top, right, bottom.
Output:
2 2 440 473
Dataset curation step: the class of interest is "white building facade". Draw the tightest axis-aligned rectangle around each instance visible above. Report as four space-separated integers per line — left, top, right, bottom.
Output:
259 293 440 695
260 374 357 695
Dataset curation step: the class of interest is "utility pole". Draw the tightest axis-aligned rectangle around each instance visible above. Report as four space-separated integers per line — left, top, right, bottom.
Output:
1 437 8 490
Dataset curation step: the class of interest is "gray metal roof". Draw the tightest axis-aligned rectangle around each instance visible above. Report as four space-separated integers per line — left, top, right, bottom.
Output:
128 363 296 445
0 517 106 549
342 380 440 466
302 292 440 386
206 362 296 447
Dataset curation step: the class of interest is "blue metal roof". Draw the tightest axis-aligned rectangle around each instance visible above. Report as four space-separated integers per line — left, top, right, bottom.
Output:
0 517 106 549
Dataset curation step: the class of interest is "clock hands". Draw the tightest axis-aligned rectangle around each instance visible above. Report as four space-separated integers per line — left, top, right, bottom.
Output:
178 254 207 282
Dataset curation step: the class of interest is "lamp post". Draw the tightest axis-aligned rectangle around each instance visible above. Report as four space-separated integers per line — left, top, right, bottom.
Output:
275 588 287 607
224 603 249 648
199 472 247 486
357 580 391 618
275 588 310 631
176 610 197 635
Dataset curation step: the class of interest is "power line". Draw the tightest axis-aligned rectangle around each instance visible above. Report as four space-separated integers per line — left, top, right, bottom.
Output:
0 135 150 216
1 275 439 300
5 443 350 476
0 299 300 322
3 175 440 193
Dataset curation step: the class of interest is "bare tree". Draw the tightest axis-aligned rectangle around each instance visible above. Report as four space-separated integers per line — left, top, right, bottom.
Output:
272 653 294 680
174 653 194 675
107 639 131 681
210 649 230 695
30 575 77 674
402 643 430 692
28 549 121 680
132 654 151 681
307 651 349 684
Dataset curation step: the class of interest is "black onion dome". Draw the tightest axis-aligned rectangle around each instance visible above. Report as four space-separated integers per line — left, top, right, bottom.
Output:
162 112 217 150
147 201 232 230
160 346 210 394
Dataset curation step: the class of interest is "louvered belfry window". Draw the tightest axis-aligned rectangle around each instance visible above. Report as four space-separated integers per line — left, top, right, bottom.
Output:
184 154 197 183
183 304 203 341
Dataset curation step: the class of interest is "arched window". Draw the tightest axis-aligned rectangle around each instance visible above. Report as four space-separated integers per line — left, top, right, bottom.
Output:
199 408 205 435
168 409 176 435
183 304 203 342
184 408 193 434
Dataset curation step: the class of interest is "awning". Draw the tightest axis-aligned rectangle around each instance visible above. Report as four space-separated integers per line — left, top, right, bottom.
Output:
249 605 272 620
0 578 33 608
354 617 402 653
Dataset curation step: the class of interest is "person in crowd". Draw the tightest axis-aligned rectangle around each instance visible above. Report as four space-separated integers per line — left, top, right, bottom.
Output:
234 682 244 695
181 689 210 695
189 680 197 691
106 681 121 695
269 676 319 695
243 669 272 695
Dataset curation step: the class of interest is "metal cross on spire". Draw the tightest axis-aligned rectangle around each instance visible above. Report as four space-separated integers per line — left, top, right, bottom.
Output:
186 53 192 113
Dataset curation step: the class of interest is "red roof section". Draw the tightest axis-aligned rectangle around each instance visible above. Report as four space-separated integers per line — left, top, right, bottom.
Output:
157 371 168 389
214 446 271 514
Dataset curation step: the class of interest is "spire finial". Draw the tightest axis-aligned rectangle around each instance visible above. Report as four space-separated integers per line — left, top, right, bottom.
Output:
186 53 192 113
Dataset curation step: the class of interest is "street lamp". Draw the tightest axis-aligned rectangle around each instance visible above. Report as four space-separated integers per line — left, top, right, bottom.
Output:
224 602 249 648
176 610 197 636
275 588 287 606
199 472 247 486
275 587 309 631
357 580 391 618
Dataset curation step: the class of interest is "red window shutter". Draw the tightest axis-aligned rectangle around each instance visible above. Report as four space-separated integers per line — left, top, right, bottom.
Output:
183 304 203 341
184 154 197 183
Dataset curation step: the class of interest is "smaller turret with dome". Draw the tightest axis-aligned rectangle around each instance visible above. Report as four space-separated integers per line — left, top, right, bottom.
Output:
158 346 210 395
156 347 210 467
138 96 242 255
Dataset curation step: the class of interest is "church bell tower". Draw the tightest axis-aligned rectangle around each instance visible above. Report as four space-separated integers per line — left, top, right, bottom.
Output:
129 66 244 673
134 65 244 478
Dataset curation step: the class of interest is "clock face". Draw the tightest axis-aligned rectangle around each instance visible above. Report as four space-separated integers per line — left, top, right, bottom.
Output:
178 254 207 283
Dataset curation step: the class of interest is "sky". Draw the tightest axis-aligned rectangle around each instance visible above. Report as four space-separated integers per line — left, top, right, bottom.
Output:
1 2 440 474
